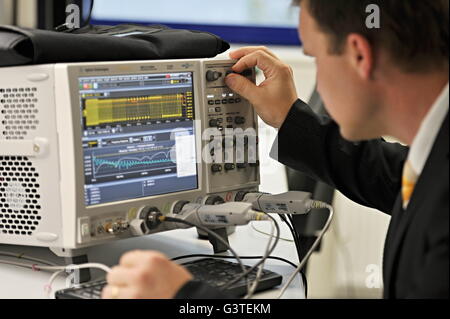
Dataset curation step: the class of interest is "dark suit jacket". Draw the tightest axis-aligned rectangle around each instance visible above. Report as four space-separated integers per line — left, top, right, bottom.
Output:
175 99 448 299
270 100 449 298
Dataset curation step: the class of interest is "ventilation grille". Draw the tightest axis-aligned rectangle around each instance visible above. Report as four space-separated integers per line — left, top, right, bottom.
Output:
0 87 40 140
0 156 42 236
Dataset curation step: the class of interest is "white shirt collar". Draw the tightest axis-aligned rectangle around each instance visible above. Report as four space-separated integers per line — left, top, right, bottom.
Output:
407 83 449 176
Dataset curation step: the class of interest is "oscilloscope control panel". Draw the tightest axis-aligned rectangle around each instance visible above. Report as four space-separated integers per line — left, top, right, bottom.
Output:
0 59 260 253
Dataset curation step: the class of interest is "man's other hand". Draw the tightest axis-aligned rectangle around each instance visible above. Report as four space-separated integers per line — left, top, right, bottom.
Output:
102 250 193 299
226 46 299 129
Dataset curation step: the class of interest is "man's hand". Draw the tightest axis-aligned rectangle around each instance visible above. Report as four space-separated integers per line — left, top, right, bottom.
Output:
101 250 193 299
226 46 299 129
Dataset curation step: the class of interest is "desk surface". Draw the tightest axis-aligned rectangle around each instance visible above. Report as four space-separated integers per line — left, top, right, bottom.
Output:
0 217 305 299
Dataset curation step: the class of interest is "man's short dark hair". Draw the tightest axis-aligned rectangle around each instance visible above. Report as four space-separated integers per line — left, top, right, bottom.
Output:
294 0 449 73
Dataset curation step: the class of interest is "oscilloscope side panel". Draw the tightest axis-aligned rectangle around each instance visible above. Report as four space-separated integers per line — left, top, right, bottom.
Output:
57 60 207 249
0 64 65 248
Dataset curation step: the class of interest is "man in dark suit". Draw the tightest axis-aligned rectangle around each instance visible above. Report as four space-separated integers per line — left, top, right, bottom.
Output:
102 0 448 299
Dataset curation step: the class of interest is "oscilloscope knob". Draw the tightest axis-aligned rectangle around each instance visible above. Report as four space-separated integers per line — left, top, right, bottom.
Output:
204 195 225 206
136 206 162 230
206 70 222 82
172 200 190 215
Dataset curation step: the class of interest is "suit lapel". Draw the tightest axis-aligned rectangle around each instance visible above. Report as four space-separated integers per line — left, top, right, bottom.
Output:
383 113 449 297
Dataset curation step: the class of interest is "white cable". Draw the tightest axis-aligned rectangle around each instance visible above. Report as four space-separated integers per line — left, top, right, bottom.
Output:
0 259 43 270
250 222 294 242
0 259 111 297
45 270 66 299
244 217 276 299
276 202 334 299
0 251 60 266
0 259 111 273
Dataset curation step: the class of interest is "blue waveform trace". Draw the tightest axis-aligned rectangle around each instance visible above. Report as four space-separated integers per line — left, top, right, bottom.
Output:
93 153 173 174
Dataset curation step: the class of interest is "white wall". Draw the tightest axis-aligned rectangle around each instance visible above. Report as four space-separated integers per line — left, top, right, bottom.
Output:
222 45 391 299
0 0 37 27
16 0 37 28
0 0 13 25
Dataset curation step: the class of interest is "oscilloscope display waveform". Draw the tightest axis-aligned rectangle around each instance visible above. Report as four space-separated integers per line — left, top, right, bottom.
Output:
92 149 175 178
83 92 193 127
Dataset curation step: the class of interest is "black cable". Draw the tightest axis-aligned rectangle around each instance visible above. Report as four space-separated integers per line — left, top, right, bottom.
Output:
279 214 301 262
278 214 308 298
82 0 94 28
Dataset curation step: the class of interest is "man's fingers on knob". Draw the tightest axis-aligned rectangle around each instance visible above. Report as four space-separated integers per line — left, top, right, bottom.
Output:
232 50 275 74
225 74 257 101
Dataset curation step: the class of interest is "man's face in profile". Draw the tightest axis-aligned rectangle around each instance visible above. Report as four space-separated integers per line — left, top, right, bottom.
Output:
298 4 381 141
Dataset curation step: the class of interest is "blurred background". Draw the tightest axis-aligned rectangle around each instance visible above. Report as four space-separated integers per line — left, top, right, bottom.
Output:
0 0 390 299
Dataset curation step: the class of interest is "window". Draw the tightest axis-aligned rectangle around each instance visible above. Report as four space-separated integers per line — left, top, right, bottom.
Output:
91 0 301 45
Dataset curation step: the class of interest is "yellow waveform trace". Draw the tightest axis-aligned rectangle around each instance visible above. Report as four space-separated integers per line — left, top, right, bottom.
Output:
84 94 186 126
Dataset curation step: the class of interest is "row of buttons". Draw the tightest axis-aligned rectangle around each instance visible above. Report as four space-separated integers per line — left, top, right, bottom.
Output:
209 116 246 127
211 161 260 173
208 98 242 106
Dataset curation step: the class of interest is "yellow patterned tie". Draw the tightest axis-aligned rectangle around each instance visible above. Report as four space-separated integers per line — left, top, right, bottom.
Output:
402 161 418 209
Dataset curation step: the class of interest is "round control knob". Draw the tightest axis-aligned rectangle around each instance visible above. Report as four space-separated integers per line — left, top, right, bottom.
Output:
204 195 225 205
138 206 162 230
206 70 222 82
209 119 219 127
235 116 246 125
172 200 190 215
224 163 236 171
211 164 223 173
235 191 250 202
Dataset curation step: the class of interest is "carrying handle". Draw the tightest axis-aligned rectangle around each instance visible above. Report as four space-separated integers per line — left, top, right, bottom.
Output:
0 138 49 157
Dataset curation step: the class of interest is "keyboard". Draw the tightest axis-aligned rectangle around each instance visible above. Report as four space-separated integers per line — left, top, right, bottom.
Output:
55 258 283 299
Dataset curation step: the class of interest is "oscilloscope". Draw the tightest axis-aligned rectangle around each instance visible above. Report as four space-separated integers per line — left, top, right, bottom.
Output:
0 59 260 258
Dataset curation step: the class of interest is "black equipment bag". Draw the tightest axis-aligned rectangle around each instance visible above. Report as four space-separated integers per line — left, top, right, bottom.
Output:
0 24 230 67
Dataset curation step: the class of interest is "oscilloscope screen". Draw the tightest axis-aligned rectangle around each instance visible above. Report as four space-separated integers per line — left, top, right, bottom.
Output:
78 72 198 206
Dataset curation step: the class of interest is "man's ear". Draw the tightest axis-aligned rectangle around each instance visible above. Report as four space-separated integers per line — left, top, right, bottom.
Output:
345 33 374 80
